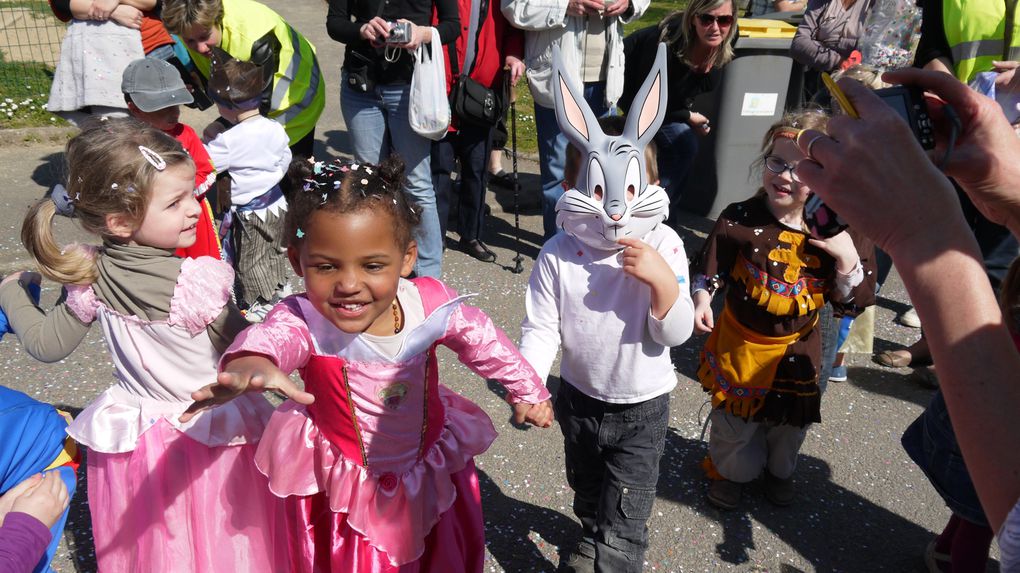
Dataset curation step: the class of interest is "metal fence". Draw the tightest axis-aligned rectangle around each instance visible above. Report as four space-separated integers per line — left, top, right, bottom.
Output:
0 0 65 90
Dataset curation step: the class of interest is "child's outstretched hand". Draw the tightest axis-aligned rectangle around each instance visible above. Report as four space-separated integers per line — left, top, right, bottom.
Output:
6 472 69 529
510 398 554 428
179 355 315 423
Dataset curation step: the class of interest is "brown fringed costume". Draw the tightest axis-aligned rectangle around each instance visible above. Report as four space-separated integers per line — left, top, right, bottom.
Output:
693 195 877 428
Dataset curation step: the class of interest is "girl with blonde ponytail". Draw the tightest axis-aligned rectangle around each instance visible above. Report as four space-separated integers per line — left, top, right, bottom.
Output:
0 117 291 572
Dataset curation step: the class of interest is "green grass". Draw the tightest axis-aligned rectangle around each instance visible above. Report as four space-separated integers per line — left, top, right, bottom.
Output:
507 0 684 155
0 0 58 18
0 56 63 129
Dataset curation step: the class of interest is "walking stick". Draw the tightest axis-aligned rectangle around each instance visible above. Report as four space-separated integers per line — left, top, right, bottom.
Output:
508 71 525 275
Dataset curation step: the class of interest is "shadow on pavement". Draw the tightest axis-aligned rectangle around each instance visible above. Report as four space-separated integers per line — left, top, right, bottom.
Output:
31 152 64 189
479 468 576 573
656 428 936 571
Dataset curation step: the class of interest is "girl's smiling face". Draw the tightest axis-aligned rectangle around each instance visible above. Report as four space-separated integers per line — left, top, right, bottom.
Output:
126 163 200 249
762 138 812 213
289 209 417 336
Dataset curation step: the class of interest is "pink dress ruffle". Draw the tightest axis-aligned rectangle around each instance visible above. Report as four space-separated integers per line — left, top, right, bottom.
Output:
255 387 496 567
88 419 290 573
169 256 235 336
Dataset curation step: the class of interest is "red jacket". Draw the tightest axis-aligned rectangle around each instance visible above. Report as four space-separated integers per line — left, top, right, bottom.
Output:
433 0 523 93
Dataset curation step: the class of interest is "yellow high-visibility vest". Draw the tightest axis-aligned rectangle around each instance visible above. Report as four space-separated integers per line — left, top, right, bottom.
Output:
190 0 325 145
944 0 1020 83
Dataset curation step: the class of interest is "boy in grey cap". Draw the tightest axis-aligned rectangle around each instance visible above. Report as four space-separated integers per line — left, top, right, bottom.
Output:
122 58 222 260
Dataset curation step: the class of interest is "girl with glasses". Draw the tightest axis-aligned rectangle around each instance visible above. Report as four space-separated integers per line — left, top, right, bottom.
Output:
689 109 876 510
620 0 738 229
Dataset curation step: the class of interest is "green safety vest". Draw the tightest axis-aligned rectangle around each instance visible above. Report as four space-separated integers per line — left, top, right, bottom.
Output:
190 0 325 145
944 0 1020 83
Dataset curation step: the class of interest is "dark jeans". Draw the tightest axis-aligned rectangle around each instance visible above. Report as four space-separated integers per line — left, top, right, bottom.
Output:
431 122 493 241
902 390 988 526
554 380 669 573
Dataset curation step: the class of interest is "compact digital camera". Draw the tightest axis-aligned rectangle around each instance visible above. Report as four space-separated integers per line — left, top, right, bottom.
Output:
386 21 413 44
874 85 936 150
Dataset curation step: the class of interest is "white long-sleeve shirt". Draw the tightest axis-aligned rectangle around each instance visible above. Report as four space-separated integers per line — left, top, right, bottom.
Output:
519 226 695 404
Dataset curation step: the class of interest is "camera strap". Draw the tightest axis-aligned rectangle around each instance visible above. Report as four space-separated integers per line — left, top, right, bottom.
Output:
1005 0 1019 61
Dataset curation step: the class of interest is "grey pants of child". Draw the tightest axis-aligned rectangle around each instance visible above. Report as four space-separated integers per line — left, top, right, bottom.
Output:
709 409 809 483
555 380 669 573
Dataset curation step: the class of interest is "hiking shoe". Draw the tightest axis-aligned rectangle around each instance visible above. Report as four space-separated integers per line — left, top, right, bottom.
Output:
244 300 274 323
557 538 596 573
764 472 795 507
707 479 742 510
829 364 848 382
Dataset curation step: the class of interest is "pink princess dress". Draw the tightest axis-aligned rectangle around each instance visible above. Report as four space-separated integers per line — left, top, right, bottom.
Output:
63 255 290 572
224 277 551 572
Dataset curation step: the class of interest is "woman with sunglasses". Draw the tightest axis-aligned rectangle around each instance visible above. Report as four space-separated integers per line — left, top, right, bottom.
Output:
791 0 875 102
620 0 738 228
690 109 876 510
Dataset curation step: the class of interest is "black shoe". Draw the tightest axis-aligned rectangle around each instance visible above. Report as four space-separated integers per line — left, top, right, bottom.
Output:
489 170 514 188
459 239 496 262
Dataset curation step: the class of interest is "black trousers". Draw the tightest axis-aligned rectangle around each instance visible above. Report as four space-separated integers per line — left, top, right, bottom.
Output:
555 380 669 573
431 122 493 241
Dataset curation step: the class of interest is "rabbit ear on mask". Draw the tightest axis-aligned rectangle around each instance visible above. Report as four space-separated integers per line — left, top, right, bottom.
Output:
624 42 669 153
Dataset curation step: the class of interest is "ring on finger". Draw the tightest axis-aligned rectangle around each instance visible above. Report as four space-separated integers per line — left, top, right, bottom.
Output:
806 134 827 161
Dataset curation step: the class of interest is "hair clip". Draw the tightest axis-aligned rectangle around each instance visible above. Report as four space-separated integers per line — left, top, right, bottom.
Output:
360 178 369 185
126 185 137 193
334 180 341 190
111 183 118 190
296 228 305 238
313 161 324 175
321 193 328 204
138 146 167 171
351 164 360 171
365 167 373 175
51 184 75 217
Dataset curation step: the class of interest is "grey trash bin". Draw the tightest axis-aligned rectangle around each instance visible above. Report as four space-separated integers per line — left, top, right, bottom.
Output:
678 15 805 219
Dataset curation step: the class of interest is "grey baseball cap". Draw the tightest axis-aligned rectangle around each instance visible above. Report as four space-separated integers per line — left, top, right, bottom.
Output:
121 58 194 112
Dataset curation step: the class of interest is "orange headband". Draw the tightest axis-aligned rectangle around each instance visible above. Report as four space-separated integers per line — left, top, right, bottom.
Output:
770 127 802 146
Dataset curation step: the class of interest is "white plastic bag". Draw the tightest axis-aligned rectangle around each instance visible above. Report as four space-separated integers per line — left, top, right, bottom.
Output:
409 29 450 141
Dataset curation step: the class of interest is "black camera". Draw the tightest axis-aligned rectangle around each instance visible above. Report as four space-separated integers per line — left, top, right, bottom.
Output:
386 21 413 44
874 85 935 149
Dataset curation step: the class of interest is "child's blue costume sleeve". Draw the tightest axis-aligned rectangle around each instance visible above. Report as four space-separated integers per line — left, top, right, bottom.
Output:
0 386 77 573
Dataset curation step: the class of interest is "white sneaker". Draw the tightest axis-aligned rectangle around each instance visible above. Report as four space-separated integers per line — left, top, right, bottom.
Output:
897 307 922 328
244 300 274 323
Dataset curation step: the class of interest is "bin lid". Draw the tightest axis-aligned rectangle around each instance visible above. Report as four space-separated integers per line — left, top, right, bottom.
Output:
737 17 797 38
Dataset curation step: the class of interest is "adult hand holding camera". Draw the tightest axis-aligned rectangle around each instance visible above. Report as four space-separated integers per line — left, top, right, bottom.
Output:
398 21 429 51
359 16 392 47
885 67 1020 237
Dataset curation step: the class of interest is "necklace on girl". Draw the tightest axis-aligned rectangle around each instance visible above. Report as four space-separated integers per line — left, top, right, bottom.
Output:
392 301 404 334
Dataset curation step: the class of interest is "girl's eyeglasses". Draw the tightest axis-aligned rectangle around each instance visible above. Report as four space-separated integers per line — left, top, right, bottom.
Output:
697 13 735 27
764 155 802 182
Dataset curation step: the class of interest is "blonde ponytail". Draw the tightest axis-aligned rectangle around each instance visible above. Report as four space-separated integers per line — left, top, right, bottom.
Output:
21 199 98 285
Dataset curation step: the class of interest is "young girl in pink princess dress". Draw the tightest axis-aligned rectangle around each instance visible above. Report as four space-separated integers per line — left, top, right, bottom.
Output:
0 118 291 572
187 155 554 572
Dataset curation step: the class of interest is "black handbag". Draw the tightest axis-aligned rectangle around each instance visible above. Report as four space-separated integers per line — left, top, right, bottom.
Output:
450 74 503 126
446 0 507 127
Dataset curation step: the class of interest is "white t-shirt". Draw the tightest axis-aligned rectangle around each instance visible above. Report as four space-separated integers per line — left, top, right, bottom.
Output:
519 226 696 404
206 116 291 206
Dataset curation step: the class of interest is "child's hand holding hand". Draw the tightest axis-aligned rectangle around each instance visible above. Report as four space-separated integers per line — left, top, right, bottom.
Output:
510 398 554 428
693 289 714 334
618 237 680 320
808 231 860 275
7 472 69 529
179 355 315 423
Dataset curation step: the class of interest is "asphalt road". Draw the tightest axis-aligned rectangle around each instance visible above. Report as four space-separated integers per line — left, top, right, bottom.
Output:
0 0 1000 569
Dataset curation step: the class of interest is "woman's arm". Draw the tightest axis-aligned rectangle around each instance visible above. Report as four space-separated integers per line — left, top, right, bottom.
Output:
790 0 844 72
433 0 460 44
326 0 366 45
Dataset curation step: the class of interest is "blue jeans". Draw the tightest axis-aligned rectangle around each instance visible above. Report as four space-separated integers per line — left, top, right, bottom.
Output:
535 82 611 240
555 380 669 573
653 121 698 228
341 77 442 277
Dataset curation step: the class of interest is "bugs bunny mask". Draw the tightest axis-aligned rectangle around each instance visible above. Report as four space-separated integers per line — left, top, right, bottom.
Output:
553 43 670 252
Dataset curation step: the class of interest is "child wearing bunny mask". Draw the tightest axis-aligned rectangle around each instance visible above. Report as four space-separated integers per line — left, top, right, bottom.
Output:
519 45 695 573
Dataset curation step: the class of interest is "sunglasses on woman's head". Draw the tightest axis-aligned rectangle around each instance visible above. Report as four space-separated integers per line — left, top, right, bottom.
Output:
697 13 734 27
